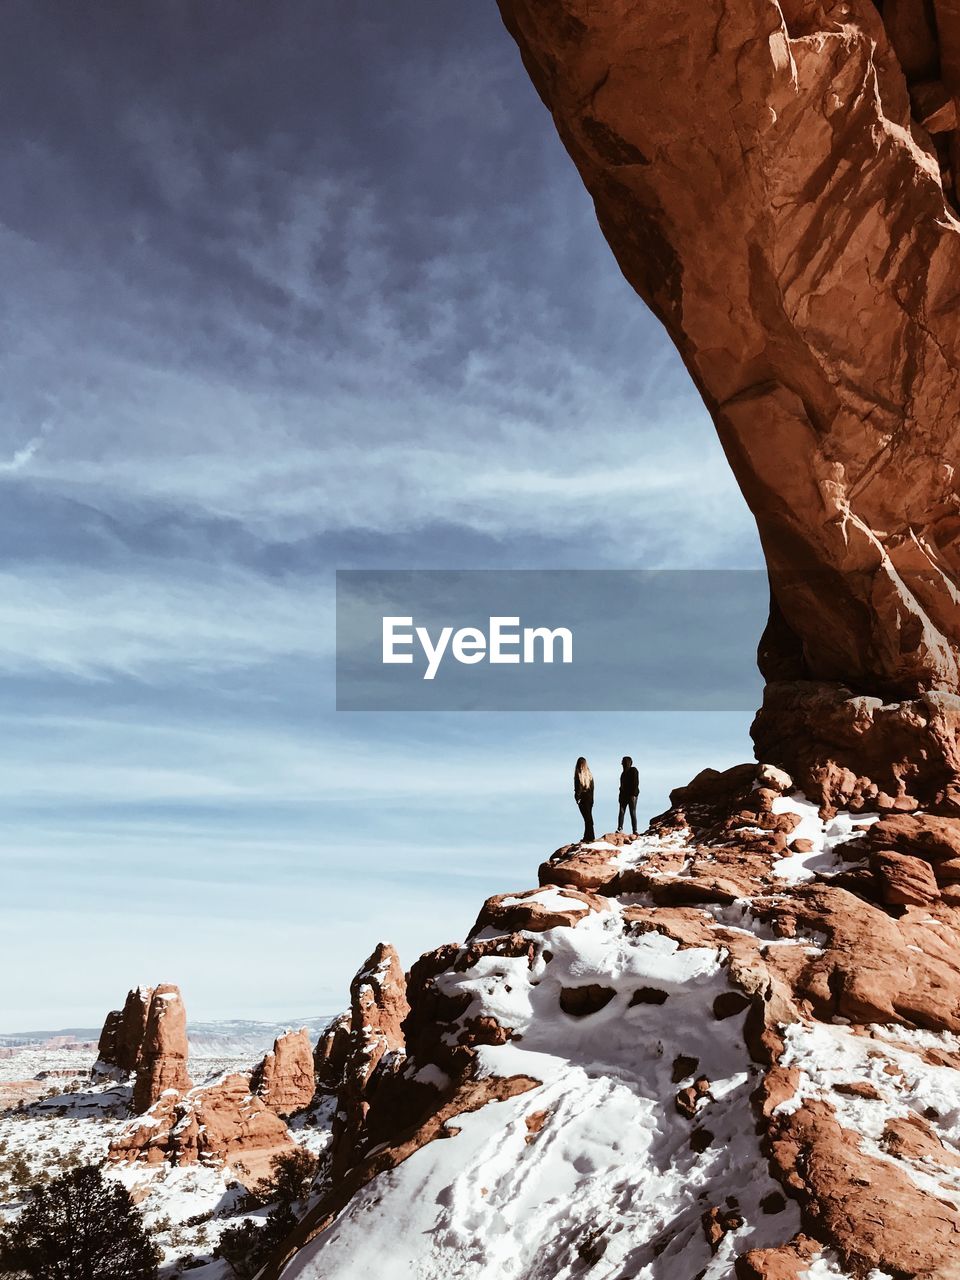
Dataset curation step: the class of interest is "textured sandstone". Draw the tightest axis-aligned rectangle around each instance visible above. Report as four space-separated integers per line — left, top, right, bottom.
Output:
471 885 609 934
763 1094 960 1276
252 1028 316 1117
132 984 192 1114
752 681 960 811
496 0 960 704
314 1011 351 1092
95 986 153 1075
869 848 941 905
111 1072 293 1182
329 942 411 1176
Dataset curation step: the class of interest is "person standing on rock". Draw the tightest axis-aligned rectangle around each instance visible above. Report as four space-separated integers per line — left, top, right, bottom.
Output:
574 757 595 843
618 756 640 836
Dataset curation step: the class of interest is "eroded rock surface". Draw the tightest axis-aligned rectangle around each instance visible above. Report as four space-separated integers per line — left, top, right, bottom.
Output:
132 984 192 1113
329 942 412 1176
494 0 960 815
252 1027 316 1117
495 0 960 705
111 1072 294 1182
95 985 153 1075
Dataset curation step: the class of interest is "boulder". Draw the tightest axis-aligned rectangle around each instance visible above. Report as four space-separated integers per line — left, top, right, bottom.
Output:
862 812 960 861
869 850 941 905
538 845 620 893
470 886 609 934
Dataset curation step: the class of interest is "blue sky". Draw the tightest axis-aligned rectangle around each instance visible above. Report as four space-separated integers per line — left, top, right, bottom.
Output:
0 1 764 1029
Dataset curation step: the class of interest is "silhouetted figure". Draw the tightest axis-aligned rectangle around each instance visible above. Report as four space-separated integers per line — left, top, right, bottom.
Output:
618 755 640 835
574 756 595 843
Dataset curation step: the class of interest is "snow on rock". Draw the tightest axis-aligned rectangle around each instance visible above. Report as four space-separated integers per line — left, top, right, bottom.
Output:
283 905 800 1279
15 762 960 1278
259 761 960 1280
0 1041 335 1277
770 796 879 884
133 985 192 1114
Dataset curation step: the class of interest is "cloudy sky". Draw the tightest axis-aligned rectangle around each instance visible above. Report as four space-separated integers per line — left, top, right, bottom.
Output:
0 1 764 1030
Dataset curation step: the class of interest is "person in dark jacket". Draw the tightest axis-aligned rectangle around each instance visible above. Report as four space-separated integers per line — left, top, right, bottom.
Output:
617 755 639 835
574 757 595 843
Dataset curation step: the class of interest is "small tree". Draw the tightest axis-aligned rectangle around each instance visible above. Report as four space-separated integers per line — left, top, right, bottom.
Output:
0 1164 160 1280
216 1148 319 1279
255 1149 318 1207
214 1207 296 1280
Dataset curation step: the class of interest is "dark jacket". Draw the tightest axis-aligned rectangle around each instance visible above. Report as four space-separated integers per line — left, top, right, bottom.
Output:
619 765 639 801
575 777 594 804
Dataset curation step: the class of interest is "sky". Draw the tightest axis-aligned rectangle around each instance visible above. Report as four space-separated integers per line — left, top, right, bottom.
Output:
0 1 765 1030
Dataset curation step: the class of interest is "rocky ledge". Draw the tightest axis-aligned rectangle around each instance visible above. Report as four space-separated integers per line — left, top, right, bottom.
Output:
256 760 960 1280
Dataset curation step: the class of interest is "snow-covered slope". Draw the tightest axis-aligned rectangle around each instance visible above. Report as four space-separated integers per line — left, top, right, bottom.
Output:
285 909 798 1280
263 764 960 1280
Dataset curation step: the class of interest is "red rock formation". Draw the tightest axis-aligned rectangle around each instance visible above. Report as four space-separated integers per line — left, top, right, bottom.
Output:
132 984 192 1114
96 985 153 1075
110 1072 293 1183
470 885 610 934
496 0 960 700
752 680 960 812
494 0 960 809
252 1028 316 1117
329 943 411 1176
314 1012 351 1092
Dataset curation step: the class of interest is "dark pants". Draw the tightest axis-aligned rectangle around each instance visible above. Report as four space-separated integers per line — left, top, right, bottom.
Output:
618 796 638 835
577 798 595 842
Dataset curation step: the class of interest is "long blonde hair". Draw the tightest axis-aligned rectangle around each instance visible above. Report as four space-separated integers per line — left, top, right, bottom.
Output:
575 757 593 790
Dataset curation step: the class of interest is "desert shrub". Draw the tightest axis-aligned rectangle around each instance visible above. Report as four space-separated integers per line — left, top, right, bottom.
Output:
214 1205 296 1280
215 1148 318 1278
0 1164 160 1279
254 1148 319 1206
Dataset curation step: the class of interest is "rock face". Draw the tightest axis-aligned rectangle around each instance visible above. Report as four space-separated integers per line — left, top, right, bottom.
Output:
494 0 960 808
252 1028 316 1117
96 985 153 1074
95 982 192 1114
495 0 960 705
314 1011 351 1092
329 943 411 1176
132 984 192 1113
752 680 960 812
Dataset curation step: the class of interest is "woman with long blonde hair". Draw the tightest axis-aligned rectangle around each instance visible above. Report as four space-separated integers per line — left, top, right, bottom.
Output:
574 756 595 843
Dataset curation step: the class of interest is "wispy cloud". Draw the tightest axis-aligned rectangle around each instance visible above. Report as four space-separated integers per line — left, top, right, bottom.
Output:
0 436 43 473
0 2 762 1029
